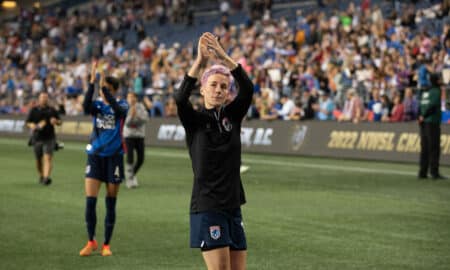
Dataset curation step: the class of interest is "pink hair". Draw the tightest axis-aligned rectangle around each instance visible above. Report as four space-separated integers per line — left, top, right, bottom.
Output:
201 64 236 92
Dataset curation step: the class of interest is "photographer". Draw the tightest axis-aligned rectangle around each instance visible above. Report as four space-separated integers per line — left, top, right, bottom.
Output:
26 91 62 186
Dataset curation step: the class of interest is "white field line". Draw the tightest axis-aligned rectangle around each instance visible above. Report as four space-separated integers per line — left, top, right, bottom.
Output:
144 150 415 177
71 144 415 176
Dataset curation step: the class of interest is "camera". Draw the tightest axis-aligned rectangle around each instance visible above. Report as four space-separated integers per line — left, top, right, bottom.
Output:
54 141 64 151
27 130 38 146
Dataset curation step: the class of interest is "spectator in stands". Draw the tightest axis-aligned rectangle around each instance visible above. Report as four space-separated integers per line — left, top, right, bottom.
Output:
288 97 305 120
133 71 143 97
443 35 450 85
164 96 177 117
338 89 364 123
316 90 335 121
246 97 260 119
64 95 84 116
301 90 318 120
387 94 405 122
380 94 392 122
403 87 419 121
367 88 383 122
417 56 433 90
149 95 165 117
277 94 295 120
220 0 231 16
257 88 278 120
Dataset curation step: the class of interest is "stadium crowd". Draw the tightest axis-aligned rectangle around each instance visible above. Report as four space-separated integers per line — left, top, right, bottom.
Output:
1 0 450 123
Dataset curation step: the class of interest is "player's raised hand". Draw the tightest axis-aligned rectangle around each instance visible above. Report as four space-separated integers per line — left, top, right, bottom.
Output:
90 61 98 84
188 34 211 78
202 32 237 70
202 32 225 59
99 68 106 89
196 34 210 66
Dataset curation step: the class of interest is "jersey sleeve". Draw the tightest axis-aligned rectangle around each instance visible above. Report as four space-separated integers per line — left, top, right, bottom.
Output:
83 83 97 115
174 74 198 130
225 64 254 121
25 108 37 123
102 87 127 118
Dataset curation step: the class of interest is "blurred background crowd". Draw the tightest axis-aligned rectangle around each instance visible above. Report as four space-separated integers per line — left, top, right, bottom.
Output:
1 0 450 123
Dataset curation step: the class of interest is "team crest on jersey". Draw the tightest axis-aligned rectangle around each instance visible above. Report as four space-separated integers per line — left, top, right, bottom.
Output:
209 226 221 240
86 165 90 174
222 117 232 132
96 114 115 129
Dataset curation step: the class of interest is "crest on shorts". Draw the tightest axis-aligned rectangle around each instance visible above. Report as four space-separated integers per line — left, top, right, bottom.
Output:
209 226 221 240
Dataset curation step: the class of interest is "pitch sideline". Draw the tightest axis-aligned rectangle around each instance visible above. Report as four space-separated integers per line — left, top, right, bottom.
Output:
0 138 415 177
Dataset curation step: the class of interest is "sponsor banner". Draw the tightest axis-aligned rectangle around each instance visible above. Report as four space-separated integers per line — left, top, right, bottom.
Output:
148 119 450 165
1 115 449 165
295 122 449 164
0 116 91 141
0 119 25 133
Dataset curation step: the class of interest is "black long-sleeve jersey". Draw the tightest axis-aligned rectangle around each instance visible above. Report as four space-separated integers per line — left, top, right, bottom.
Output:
174 64 254 213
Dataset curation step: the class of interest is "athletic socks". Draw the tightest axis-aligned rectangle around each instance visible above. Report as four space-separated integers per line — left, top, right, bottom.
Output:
85 196 117 246
85 196 97 241
104 196 117 245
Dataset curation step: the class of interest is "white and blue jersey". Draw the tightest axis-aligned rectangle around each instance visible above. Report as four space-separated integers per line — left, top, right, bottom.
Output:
83 83 128 157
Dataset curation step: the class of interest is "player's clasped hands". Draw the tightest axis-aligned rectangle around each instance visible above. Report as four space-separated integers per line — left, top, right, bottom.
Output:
89 60 108 94
89 61 98 84
198 32 226 63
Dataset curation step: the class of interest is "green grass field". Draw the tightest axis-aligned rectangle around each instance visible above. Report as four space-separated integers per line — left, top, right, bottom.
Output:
0 137 450 270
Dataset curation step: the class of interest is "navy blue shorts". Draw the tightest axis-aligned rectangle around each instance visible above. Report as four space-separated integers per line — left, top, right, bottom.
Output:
190 208 247 251
85 154 124 184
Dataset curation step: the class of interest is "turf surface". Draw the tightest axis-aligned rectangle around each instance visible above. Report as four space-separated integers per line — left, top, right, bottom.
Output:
0 137 449 270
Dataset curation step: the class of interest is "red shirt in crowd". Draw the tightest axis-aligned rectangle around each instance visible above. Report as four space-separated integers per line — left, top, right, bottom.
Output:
390 104 405 122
